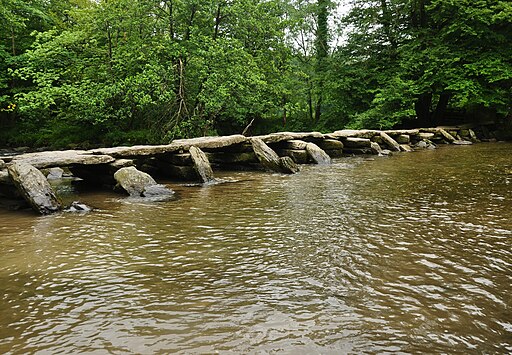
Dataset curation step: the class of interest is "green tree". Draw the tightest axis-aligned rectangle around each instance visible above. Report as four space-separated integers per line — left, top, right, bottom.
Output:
281 0 334 130
335 0 512 129
6 0 291 146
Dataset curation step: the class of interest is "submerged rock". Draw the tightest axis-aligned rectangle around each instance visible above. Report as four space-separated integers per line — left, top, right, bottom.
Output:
415 140 437 150
7 161 62 214
65 201 93 213
453 140 473 145
113 166 174 198
139 184 175 198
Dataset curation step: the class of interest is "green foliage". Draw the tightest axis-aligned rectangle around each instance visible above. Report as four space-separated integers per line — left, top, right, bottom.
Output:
0 0 510 148
329 0 512 129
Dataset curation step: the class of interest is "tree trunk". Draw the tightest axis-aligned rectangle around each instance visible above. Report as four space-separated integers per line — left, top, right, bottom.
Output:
412 0 428 29
379 0 398 50
11 28 16 56
184 4 197 42
415 93 432 126
307 80 314 122
105 21 113 72
192 3 223 115
213 3 222 41
315 96 322 123
282 97 287 126
169 0 174 39
432 92 451 125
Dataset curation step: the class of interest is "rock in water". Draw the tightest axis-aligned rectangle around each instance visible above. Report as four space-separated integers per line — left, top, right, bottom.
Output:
305 142 331 165
468 129 479 142
399 144 413 152
370 142 383 155
396 134 410 144
380 132 401 151
66 201 92 212
189 146 215 183
113 166 174 197
142 184 175 198
453 140 473 145
279 156 300 174
46 167 64 180
438 128 456 143
251 138 298 174
343 137 372 148
7 161 62 214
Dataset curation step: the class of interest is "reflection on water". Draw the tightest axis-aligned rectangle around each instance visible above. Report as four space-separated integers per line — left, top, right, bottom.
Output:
0 143 511 353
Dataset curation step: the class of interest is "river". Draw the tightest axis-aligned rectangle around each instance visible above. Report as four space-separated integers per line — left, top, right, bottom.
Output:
0 143 511 354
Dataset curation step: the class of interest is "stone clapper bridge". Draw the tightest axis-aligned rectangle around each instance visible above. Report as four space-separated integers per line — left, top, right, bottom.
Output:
0 128 476 214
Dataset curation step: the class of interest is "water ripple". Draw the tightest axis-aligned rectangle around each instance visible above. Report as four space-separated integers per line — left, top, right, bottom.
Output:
0 144 511 353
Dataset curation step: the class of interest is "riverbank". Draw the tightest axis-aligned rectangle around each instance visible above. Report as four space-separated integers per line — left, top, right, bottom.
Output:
0 125 505 214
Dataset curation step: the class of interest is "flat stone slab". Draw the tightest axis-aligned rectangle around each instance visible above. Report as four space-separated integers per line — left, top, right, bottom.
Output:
255 132 324 144
438 128 457 143
172 135 247 151
343 137 372 148
11 150 115 169
281 140 308 150
92 144 178 158
400 144 413 152
317 139 344 150
329 130 378 139
92 135 247 157
383 129 420 136
418 132 435 140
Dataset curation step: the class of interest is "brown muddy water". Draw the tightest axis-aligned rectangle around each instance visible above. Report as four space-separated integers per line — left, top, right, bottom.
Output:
0 143 511 354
